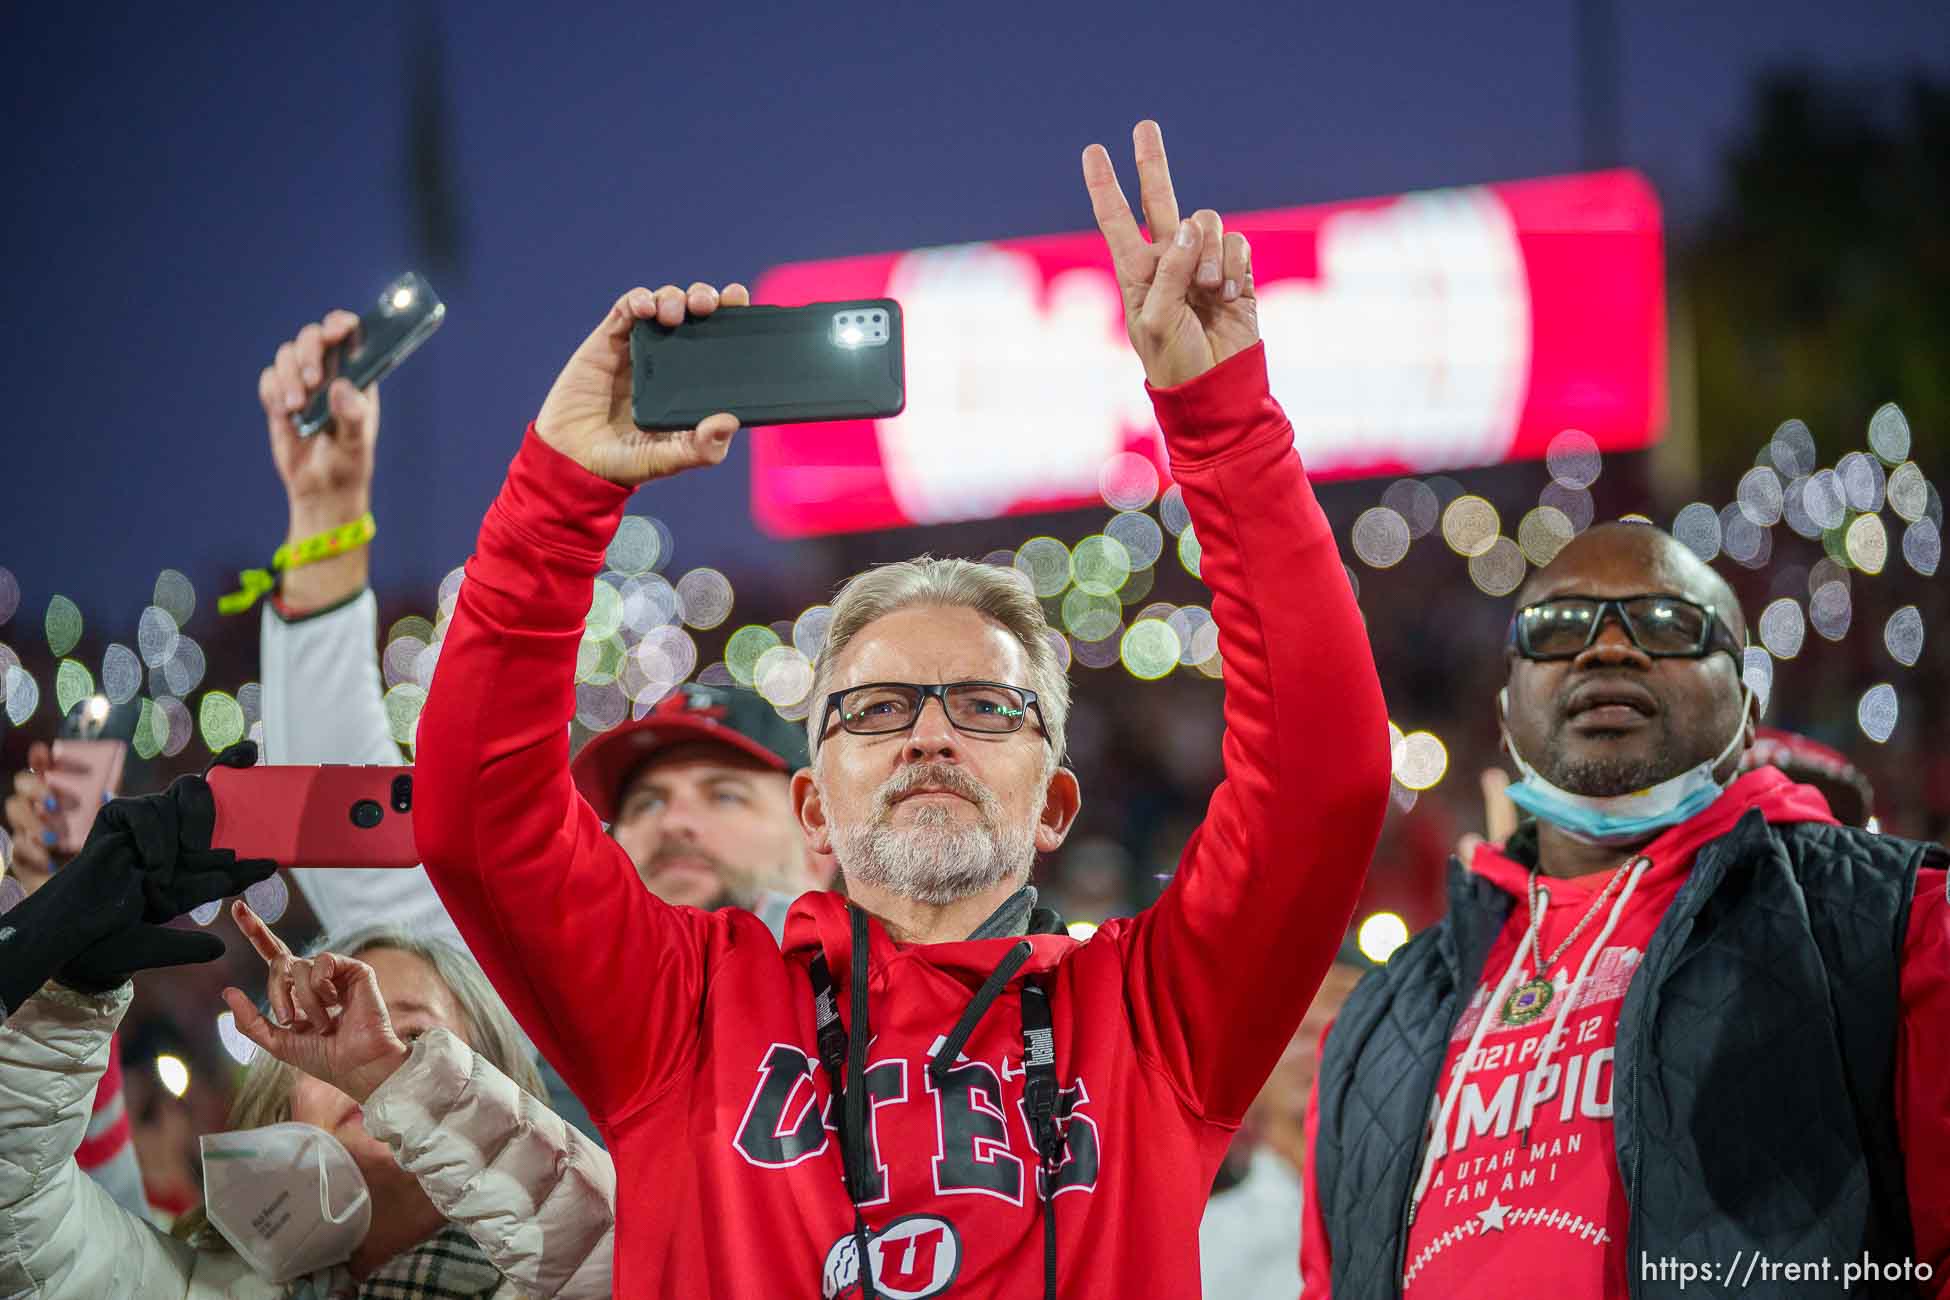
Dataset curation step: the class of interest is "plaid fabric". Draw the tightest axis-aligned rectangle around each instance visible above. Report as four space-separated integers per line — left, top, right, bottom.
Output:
355 1226 510 1299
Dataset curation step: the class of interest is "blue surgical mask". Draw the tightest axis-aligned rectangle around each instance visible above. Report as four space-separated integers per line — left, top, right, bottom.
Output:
1499 684 1752 847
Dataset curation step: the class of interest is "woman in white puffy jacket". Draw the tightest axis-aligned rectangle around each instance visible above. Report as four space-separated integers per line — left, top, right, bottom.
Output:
0 904 615 1299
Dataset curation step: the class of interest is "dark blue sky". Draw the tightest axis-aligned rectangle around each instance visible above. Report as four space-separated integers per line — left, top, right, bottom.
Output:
3 0 1946 632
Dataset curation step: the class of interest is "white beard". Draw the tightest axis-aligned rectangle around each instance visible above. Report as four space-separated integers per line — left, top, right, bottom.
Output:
838 801 1036 906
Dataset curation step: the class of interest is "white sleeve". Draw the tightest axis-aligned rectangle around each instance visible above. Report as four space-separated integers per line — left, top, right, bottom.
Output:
362 1028 616 1299
0 983 196 1298
261 591 469 953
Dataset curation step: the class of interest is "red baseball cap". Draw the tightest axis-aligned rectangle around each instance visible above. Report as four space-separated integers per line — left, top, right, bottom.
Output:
571 682 812 823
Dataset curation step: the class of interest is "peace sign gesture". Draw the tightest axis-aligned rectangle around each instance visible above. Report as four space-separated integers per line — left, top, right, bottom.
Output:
1082 120 1258 390
221 900 411 1104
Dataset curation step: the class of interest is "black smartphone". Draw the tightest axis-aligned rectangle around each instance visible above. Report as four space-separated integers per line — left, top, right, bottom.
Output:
297 272 447 437
630 299 905 432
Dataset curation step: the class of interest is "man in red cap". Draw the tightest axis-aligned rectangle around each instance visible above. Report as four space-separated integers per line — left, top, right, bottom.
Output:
571 681 834 932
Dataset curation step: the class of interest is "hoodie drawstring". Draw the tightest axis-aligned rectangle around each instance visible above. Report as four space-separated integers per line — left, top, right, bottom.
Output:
811 909 1063 1298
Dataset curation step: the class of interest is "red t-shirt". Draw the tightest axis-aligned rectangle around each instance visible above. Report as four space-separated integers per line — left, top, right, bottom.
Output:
1302 767 1950 1299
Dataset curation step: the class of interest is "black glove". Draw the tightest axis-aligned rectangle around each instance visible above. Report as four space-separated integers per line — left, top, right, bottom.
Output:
0 773 275 1016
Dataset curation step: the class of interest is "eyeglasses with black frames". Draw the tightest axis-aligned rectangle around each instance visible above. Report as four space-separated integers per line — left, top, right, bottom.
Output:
1508 594 1744 662
818 681 1050 745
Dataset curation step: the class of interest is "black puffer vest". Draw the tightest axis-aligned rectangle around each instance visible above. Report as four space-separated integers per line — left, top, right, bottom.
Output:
1313 810 1942 1299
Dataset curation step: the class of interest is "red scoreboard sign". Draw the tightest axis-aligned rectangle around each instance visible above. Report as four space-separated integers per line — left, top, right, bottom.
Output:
751 169 1664 537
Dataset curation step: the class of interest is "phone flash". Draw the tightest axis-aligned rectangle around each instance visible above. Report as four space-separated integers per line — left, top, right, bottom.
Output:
390 286 416 310
831 309 889 349
84 695 109 724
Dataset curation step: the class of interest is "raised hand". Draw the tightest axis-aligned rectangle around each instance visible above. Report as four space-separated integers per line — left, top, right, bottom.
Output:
534 283 750 487
258 310 378 611
4 742 64 886
221 901 411 1104
1082 120 1258 389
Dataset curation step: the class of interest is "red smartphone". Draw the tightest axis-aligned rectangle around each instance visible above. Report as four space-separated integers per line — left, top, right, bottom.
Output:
207 766 418 869
47 740 129 855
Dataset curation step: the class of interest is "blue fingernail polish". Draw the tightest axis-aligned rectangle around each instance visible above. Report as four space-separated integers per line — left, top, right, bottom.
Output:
44 797 57 812
43 830 57 846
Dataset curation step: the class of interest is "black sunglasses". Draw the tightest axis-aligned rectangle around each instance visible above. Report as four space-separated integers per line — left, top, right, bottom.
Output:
1509 594 1744 662
818 681 1050 745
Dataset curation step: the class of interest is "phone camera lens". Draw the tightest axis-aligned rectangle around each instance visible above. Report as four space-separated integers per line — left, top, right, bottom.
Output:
391 774 413 813
350 799 384 830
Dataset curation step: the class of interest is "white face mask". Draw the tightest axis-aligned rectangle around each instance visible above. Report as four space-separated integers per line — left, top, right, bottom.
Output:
1498 684 1753 847
201 1122 372 1283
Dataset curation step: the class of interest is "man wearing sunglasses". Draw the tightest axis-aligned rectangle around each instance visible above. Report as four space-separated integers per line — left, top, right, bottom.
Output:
1303 522 1950 1299
412 121 1392 1297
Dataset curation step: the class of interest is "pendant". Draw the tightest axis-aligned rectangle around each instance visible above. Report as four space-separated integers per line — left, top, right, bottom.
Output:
1500 978 1555 1026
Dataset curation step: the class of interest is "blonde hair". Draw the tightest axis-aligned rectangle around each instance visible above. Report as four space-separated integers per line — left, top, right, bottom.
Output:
226 925 544 1131
808 556 1071 767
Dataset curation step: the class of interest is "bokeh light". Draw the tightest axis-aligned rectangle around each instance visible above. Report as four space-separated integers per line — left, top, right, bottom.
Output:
102 643 140 704
1394 730 1448 790
754 645 815 707
1117 565 1156 606
1904 519 1940 576
1061 588 1122 643
1837 452 1885 513
1440 496 1499 558
154 695 192 757
137 604 180 668
199 692 245 752
1072 633 1122 670
1867 403 1910 465
793 605 834 661
163 636 206 697
619 573 681 634
1516 506 1575 567
725 625 783 687
1844 513 1888 574
1467 538 1527 596
5 665 40 725
1718 503 1770 569
131 699 160 759
576 682 629 732
1741 647 1773 713
1802 470 1846 531
155 1054 190 1099
384 683 428 746
1098 452 1160 511
1545 430 1602 488
1538 481 1595 533
1352 508 1412 569
1856 684 1898 744
214 1011 258 1065
1357 911 1411 964
1381 480 1441 539
1757 598 1806 659
237 682 263 729
607 516 665 575
1178 526 1202 579
1167 605 1218 666
1809 582 1852 642
0 567 18 625
1014 538 1073 597
1781 476 1819 539
243 872 289 925
45 595 82 657
1735 466 1784 526
384 633 428 689
1887 462 1928 523
1043 629 1073 674
1768 419 1817 477
154 569 196 627
1885 607 1924 668
675 568 734 630
1071 535 1132 597
1105 511 1165 570
1672 502 1722 562
1119 620 1180 680
1157 484 1192 537
55 659 94 717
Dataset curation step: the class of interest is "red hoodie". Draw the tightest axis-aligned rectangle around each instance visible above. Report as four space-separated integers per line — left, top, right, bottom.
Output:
1300 767 1950 1298
415 344 1392 1297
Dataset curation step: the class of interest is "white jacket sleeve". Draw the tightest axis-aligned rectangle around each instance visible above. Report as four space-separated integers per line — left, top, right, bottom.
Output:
260 592 469 953
362 1028 615 1299
0 983 197 1298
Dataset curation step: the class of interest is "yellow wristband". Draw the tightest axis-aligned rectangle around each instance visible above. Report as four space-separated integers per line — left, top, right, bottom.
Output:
219 513 376 614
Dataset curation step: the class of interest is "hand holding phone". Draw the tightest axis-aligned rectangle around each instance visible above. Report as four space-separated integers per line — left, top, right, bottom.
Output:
294 273 445 438
533 283 752 488
45 740 128 856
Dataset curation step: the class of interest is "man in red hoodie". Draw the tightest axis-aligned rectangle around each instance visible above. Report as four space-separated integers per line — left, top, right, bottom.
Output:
1302 522 1950 1299
413 120 1392 1298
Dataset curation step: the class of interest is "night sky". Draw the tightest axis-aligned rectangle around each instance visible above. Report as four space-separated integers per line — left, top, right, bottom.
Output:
4 0 1946 626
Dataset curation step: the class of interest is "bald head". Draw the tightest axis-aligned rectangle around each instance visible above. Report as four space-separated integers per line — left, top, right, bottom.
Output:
1518 522 1746 644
